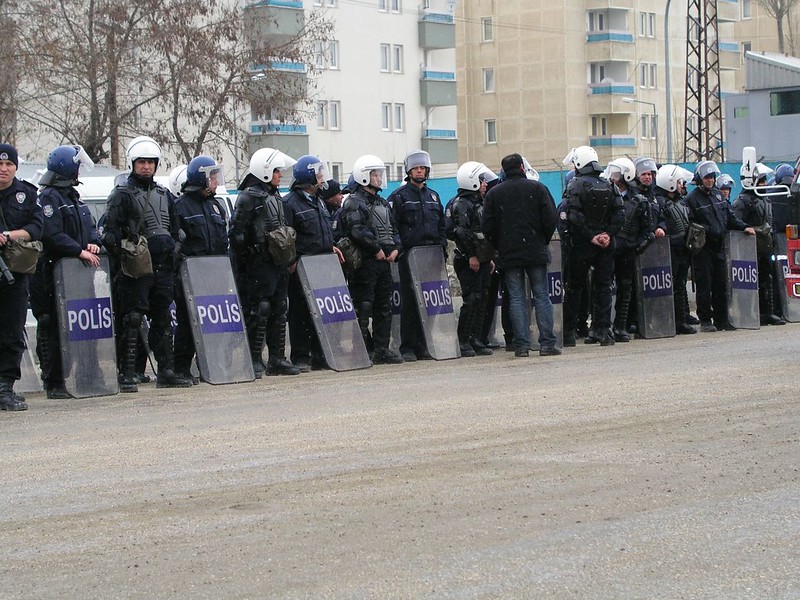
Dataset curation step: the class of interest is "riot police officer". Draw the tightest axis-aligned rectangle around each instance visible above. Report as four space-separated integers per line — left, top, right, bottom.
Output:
104 136 192 392
732 163 786 326
655 164 697 334
388 150 447 361
284 155 344 371
685 161 755 332
172 156 230 383
31 145 101 399
341 155 403 364
447 162 495 357
561 146 624 347
0 144 43 411
229 148 300 377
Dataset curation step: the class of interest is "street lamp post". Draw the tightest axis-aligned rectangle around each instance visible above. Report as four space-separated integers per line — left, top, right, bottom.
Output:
622 97 659 161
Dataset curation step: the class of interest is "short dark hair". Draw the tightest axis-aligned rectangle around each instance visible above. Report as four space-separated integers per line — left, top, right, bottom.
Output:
501 153 523 174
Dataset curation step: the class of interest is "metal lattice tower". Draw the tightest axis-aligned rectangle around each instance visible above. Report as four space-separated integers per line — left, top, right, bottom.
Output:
683 0 724 162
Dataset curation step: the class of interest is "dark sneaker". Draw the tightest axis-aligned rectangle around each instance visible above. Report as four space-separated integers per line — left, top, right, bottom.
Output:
459 343 477 357
0 394 28 411
177 372 200 385
767 315 787 326
156 369 194 388
719 322 737 331
118 373 139 393
539 347 562 356
293 361 311 373
562 333 576 348
266 357 301 376
135 373 152 384
514 348 529 357
700 321 717 333
676 323 697 335
584 331 600 344
613 328 631 343
401 352 417 362
46 385 71 399
686 314 701 325
599 332 615 346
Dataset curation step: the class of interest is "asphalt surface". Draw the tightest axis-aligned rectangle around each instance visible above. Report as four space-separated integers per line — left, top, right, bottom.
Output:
2 325 799 599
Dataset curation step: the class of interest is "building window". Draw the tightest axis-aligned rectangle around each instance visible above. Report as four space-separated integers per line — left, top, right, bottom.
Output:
394 103 405 131
396 164 405 181
592 116 608 136
485 119 497 144
314 41 325 69
380 44 390 72
742 0 752 19
640 114 656 139
742 41 752 62
639 12 656 37
422 0 430 7
481 17 493 42
393 45 404 73
733 106 750 119
640 63 657 88
770 90 800 115
379 0 388 11
329 41 339 69
391 0 400 13
381 103 391 130
587 11 605 32
317 101 327 128
331 163 342 180
483 68 495 93
314 41 339 69
589 63 606 84
329 101 340 129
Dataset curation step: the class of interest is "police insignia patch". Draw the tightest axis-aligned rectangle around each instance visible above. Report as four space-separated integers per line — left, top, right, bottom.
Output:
43 205 54 218
16 192 26 203
213 205 220 215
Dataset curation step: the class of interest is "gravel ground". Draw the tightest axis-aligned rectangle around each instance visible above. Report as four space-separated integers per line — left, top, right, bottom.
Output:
1 325 798 599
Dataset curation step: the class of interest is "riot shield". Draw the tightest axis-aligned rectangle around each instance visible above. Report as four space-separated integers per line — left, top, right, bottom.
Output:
18 311 43 394
297 254 371 372
485 282 505 347
773 233 800 322
389 263 402 353
529 239 563 350
726 231 760 329
179 256 254 384
53 257 119 398
634 236 676 339
406 246 460 360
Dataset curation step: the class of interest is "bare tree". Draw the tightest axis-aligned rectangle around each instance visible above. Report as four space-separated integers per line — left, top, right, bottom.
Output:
0 0 22 142
758 0 800 54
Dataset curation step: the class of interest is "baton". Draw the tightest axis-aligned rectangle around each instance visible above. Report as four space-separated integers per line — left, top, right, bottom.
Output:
0 255 14 285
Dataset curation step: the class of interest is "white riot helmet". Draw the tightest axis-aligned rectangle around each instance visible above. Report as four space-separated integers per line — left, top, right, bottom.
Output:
249 147 297 183
656 164 694 193
740 162 772 187
522 157 540 181
563 145 600 174
168 165 188 196
352 154 386 189
126 136 161 170
457 161 487 191
602 157 636 183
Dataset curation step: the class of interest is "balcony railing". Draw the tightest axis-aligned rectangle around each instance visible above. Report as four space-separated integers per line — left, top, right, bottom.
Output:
586 31 635 43
250 123 307 135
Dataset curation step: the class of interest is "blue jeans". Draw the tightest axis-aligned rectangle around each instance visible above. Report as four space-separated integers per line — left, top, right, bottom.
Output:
504 265 556 350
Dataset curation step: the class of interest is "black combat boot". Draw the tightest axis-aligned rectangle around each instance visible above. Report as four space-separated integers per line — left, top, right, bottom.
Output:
674 288 696 334
266 314 300 376
119 321 139 393
0 378 27 411
155 333 193 388
612 281 632 342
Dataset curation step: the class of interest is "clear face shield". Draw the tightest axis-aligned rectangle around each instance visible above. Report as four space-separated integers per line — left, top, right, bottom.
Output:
369 167 386 190
308 160 330 189
522 157 539 181
73 145 95 176
601 163 624 182
562 149 577 167
199 163 225 192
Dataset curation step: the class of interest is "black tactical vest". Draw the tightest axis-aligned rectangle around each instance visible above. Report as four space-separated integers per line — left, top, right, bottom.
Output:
578 175 616 229
129 185 171 239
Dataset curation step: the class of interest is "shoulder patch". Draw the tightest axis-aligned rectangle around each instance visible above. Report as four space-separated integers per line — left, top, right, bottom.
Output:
43 204 54 218
16 192 26 204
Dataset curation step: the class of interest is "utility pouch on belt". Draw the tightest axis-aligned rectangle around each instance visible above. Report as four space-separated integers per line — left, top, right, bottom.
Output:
120 235 153 278
2 239 42 274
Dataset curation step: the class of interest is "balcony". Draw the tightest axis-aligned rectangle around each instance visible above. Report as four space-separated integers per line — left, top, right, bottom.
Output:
586 31 635 62
719 41 741 70
421 129 457 163
419 12 455 49
587 84 637 114
243 1 304 46
589 135 636 147
247 123 308 158
420 71 456 106
717 0 740 23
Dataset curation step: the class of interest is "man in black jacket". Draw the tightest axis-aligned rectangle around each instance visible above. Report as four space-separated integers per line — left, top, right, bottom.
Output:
482 153 559 357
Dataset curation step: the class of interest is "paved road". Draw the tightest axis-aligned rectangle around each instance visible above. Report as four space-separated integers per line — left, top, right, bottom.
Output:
2 325 799 599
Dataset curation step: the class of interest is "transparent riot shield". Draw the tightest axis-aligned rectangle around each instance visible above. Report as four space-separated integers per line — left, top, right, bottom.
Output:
53 257 119 398
529 239 563 350
389 262 402 353
634 236 676 339
726 231 760 329
485 281 504 347
297 254 371 372
18 311 43 394
179 256 254 384
773 233 800 322
406 246 460 360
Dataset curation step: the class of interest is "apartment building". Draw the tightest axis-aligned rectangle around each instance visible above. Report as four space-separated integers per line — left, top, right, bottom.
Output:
456 0 744 171
243 0 459 182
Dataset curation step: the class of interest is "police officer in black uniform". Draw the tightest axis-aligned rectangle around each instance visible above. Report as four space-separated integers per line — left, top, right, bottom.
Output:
103 136 192 392
655 164 698 334
388 150 447 361
447 161 495 357
31 145 101 399
685 161 755 332
0 143 44 411
341 154 403 364
284 156 344 371
561 145 624 347
732 163 786 326
229 147 300 378
172 156 230 383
